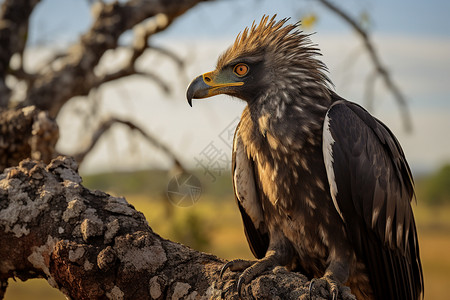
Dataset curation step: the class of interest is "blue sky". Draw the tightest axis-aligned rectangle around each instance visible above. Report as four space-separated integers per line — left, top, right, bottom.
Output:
28 0 450 44
167 0 450 38
24 0 450 174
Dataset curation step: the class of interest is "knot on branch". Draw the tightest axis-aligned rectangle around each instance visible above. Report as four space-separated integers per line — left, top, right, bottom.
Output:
0 106 58 172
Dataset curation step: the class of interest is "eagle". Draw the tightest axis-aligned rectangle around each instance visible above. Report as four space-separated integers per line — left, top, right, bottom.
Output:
186 16 423 300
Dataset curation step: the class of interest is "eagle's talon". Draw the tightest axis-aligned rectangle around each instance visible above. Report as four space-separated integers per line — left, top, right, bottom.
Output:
220 259 255 278
309 275 356 300
237 276 245 299
219 259 256 299
332 289 338 300
220 258 278 298
308 278 316 299
220 261 233 278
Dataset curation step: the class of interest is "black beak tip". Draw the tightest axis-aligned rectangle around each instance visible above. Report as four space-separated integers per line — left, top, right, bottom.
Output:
186 79 197 107
186 74 211 107
186 90 193 107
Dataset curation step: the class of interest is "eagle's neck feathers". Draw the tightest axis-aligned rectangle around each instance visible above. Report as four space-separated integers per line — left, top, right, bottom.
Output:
244 83 331 152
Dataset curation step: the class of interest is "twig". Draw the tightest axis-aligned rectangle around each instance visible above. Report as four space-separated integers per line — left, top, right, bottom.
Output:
84 14 173 95
317 0 413 132
148 45 185 69
74 117 185 172
364 69 378 112
90 68 170 95
9 67 37 85
148 44 192 88
135 71 171 94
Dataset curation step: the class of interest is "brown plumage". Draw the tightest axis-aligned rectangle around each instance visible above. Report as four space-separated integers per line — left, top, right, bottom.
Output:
187 15 423 300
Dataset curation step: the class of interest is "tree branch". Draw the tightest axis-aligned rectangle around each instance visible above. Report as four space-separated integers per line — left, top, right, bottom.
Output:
77 9 178 96
19 0 211 117
148 45 185 70
364 69 378 112
0 106 58 172
0 156 344 299
0 0 41 107
135 71 171 94
73 118 185 172
317 0 413 132
8 66 37 85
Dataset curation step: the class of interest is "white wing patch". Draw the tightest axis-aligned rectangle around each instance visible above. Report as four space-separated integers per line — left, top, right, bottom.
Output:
323 111 344 221
233 128 265 228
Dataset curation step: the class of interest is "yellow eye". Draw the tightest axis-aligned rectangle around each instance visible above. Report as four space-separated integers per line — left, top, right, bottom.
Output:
233 63 249 77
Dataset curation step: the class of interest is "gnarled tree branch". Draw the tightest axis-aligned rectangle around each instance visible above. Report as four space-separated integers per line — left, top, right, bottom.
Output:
88 13 173 94
0 156 347 299
0 106 58 172
148 45 186 70
19 0 210 117
73 117 185 172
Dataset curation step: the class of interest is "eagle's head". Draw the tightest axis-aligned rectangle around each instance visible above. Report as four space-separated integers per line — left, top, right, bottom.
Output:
187 15 331 109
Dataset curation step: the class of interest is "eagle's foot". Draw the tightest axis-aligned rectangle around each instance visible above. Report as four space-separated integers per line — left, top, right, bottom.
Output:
221 257 279 298
308 275 355 300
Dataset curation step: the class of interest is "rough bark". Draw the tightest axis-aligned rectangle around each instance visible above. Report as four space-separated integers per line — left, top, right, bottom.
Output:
0 156 346 300
0 106 58 173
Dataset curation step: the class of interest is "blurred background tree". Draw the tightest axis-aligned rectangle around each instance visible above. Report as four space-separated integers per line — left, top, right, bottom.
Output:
0 0 449 299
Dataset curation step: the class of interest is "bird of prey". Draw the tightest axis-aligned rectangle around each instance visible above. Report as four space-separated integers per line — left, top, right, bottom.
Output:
186 16 423 300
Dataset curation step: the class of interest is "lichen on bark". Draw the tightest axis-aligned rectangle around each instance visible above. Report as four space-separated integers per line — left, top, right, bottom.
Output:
0 156 342 299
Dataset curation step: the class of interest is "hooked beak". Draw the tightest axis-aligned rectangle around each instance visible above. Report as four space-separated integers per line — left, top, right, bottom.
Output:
186 71 244 107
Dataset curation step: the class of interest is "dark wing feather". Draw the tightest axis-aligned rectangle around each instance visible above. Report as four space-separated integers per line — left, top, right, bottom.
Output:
232 121 269 259
323 99 423 299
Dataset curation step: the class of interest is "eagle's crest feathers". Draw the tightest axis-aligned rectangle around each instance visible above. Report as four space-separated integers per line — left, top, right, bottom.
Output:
217 15 332 97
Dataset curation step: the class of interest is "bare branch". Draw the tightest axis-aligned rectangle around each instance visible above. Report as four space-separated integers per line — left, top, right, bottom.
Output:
88 16 174 94
92 68 135 88
148 45 185 70
8 65 37 86
147 44 191 87
20 0 211 117
364 69 378 112
73 118 185 172
135 71 171 94
37 51 69 73
317 0 413 132
131 13 172 60
91 15 186 94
